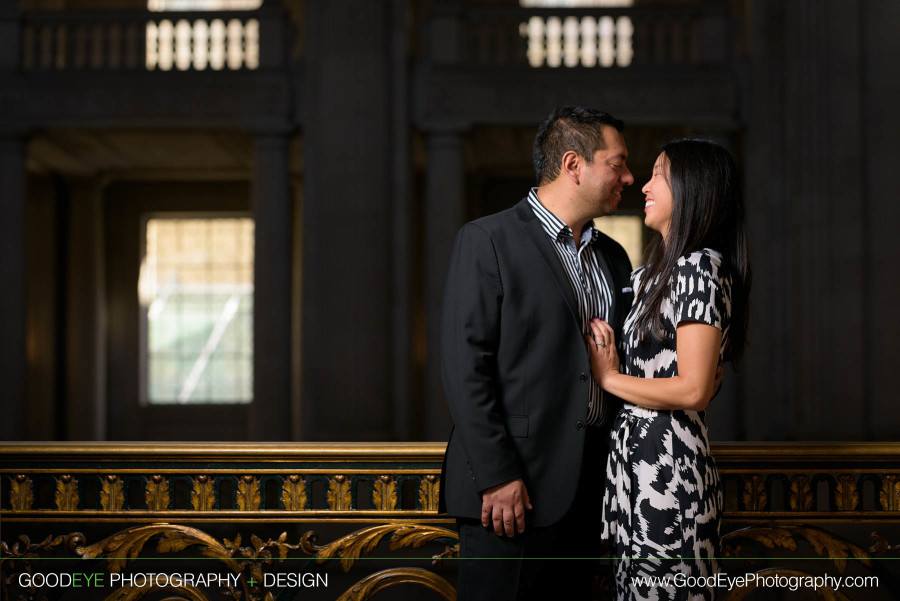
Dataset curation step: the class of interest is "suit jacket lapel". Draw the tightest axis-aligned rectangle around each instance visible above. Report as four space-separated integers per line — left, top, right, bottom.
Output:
515 200 582 329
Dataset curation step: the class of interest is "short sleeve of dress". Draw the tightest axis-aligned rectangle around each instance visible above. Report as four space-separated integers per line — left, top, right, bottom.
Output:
673 251 729 330
629 266 644 291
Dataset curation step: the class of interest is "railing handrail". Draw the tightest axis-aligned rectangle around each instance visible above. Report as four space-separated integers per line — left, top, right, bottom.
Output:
436 5 727 19
0 442 445 461
4 441 900 460
21 10 264 24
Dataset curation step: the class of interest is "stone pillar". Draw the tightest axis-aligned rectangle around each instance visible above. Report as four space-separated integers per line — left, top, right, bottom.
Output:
424 130 466 441
66 180 106 440
256 0 287 70
429 0 463 65
301 0 395 440
389 0 414 440
0 136 26 440
863 0 900 439
252 134 293 440
0 0 19 72
24 177 59 440
744 0 866 440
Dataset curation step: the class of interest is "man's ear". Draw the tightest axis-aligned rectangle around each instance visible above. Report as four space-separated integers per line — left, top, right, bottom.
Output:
561 150 581 184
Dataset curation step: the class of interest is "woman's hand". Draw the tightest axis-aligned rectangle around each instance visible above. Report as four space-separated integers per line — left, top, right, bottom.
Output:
585 318 620 387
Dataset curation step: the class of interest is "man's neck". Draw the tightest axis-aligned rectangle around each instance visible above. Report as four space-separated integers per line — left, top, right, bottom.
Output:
535 182 590 242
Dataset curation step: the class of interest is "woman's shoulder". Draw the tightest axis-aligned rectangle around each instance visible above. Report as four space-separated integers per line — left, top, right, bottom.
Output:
676 249 726 279
677 248 723 268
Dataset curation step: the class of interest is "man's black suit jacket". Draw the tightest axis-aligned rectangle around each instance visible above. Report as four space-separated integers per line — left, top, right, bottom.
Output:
439 198 634 527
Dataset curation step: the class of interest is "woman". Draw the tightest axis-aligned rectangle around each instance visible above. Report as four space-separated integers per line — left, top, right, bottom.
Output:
588 139 751 601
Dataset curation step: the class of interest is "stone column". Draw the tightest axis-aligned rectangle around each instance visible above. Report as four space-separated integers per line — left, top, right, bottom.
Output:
0 0 19 72
389 0 414 440
744 0 866 440
66 180 106 440
301 0 394 441
251 134 293 440
256 0 287 70
863 0 900 439
0 136 26 440
424 130 466 441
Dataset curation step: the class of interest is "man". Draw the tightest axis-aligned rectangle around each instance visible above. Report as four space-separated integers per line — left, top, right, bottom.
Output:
439 106 636 600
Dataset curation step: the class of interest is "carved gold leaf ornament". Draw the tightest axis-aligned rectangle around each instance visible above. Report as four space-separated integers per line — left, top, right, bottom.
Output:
54 475 79 511
742 475 767 511
834 474 859 511
191 475 215 510
723 568 851 601
237 476 261 511
328 475 352 510
2 533 87 599
879 475 900 510
373 476 397 511
78 523 242 575
101 475 126 511
722 524 872 573
299 523 459 573
869 532 900 556
789 475 813 511
102 583 210 601
281 475 307 510
335 567 456 601
144 475 170 511
431 544 460 567
418 475 440 511
722 524 798 554
0 524 459 601
10 475 34 511
2 532 85 558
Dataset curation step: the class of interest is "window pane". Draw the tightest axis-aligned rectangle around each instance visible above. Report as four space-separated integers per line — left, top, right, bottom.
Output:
593 214 644 270
141 217 254 404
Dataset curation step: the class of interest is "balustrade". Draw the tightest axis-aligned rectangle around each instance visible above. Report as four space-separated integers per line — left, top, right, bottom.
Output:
14 4 728 74
444 5 729 68
3 443 900 599
20 11 260 72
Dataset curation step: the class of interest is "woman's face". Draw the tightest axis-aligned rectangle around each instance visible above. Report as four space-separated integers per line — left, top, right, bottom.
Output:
642 153 674 240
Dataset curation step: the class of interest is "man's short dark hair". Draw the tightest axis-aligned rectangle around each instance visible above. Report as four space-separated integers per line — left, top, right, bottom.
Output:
533 106 625 184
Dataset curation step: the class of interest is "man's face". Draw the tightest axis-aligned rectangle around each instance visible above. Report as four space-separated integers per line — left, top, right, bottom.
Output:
580 125 634 217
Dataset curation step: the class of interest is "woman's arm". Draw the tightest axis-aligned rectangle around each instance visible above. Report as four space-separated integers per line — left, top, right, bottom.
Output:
587 318 721 411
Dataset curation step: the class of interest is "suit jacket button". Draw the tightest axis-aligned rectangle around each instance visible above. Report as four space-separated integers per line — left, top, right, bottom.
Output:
576 421 585 431
579 372 588 382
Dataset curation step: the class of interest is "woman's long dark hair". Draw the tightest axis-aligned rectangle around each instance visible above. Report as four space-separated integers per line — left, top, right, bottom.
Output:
634 138 751 361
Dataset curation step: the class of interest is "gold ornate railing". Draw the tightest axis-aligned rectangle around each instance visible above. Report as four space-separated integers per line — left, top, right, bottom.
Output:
3 442 900 600
0 443 444 517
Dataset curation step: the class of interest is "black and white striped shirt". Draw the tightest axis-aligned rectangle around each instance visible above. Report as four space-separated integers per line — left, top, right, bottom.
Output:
528 188 613 425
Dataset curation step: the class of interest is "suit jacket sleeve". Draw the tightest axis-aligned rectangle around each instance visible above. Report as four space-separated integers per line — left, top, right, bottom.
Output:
441 222 522 493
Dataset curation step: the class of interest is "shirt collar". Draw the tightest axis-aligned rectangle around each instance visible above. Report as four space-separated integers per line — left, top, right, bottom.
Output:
527 188 599 245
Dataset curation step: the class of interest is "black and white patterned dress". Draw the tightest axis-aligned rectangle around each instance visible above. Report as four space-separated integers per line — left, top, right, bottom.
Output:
603 249 731 601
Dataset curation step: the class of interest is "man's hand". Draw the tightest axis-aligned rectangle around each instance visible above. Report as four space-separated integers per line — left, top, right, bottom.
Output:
586 318 620 387
481 478 533 537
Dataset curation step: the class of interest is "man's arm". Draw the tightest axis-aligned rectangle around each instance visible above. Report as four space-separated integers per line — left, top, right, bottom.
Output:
441 223 528 534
